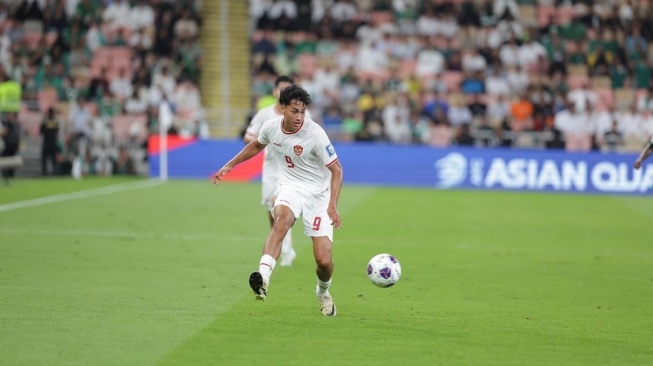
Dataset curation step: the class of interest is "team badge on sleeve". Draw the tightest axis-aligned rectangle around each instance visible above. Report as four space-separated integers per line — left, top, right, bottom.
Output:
294 145 303 156
325 144 335 157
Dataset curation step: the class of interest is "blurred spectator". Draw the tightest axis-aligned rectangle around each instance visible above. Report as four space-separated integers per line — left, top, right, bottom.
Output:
40 107 60 176
603 121 624 152
1 112 20 181
454 123 474 146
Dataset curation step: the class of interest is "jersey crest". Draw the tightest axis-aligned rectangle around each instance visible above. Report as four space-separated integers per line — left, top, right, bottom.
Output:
293 145 303 156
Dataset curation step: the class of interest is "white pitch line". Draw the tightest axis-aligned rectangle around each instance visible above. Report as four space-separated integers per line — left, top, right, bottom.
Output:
0 227 260 242
0 179 164 213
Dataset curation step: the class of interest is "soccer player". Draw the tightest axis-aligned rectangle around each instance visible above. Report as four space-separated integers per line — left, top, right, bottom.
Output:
243 76 313 266
634 137 653 170
213 85 343 316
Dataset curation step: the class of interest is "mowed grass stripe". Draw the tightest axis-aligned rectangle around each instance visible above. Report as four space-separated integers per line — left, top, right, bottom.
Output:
157 188 653 366
2 182 653 366
1 182 267 366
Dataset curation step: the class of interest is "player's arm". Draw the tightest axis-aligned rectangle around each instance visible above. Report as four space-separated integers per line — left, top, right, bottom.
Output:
634 139 653 170
212 140 266 184
243 133 257 144
326 159 343 229
243 111 265 144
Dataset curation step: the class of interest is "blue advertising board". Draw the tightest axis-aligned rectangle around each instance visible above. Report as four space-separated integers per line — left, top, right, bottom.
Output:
150 139 652 195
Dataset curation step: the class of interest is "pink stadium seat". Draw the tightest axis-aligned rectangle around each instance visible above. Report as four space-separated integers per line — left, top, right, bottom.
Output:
18 109 43 137
45 32 58 47
398 60 416 78
537 5 556 27
556 6 576 24
111 114 148 142
358 70 390 83
85 102 98 116
565 133 591 151
428 125 451 147
564 41 579 54
442 71 463 92
38 89 58 112
251 30 265 42
23 33 41 49
593 88 614 108
91 47 133 77
297 53 318 77
567 75 589 90
370 11 394 27
636 88 649 99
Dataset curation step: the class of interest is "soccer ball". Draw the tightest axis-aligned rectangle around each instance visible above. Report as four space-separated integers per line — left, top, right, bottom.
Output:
367 253 401 288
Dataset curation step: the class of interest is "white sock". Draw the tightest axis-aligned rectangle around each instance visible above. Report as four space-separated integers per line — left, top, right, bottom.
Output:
281 228 293 255
72 156 82 180
316 278 331 294
259 254 276 283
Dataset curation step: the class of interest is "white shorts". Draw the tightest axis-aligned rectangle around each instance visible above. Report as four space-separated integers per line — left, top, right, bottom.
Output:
274 186 333 242
261 171 281 211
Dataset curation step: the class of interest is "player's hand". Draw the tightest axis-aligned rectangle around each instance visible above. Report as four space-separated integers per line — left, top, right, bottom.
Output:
634 160 642 170
212 165 232 185
328 203 342 229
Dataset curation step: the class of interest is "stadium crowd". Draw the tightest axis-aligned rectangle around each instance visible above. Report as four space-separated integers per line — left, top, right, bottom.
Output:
249 0 653 152
0 0 205 177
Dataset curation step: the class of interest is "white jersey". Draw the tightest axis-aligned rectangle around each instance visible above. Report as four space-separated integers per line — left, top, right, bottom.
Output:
258 116 338 194
245 105 313 183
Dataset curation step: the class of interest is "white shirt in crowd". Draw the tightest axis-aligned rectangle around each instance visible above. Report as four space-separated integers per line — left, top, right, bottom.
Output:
506 68 529 92
382 99 412 143
448 105 473 127
415 48 444 76
439 15 459 38
617 110 641 137
125 94 148 114
103 0 131 29
313 66 340 94
462 52 487 73
518 41 547 68
567 88 598 113
268 0 298 19
590 110 614 138
555 109 592 134
476 27 503 50
416 14 441 36
250 0 271 20
311 0 332 23
356 43 389 72
487 98 510 122
499 43 520 68
330 0 358 22
110 75 133 100
152 71 176 98
485 73 510 96
129 4 155 30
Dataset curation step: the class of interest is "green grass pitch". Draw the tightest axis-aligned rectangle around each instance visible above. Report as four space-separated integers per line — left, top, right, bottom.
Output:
1 178 653 365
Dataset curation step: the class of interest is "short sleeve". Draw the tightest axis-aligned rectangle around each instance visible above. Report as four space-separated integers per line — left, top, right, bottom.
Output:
245 109 268 138
257 119 272 145
315 128 338 166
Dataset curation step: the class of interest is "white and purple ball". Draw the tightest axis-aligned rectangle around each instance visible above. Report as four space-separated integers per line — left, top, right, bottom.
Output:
367 254 401 288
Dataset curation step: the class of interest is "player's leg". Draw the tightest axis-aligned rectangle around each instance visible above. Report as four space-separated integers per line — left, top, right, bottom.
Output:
312 236 336 316
271 194 296 266
263 181 295 266
250 188 301 300
304 192 336 316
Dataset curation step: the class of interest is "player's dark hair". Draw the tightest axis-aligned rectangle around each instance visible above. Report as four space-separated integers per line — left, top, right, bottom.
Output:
275 75 294 87
279 84 312 107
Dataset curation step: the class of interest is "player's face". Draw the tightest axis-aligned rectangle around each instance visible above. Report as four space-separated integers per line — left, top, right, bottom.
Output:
281 100 306 132
273 82 292 100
